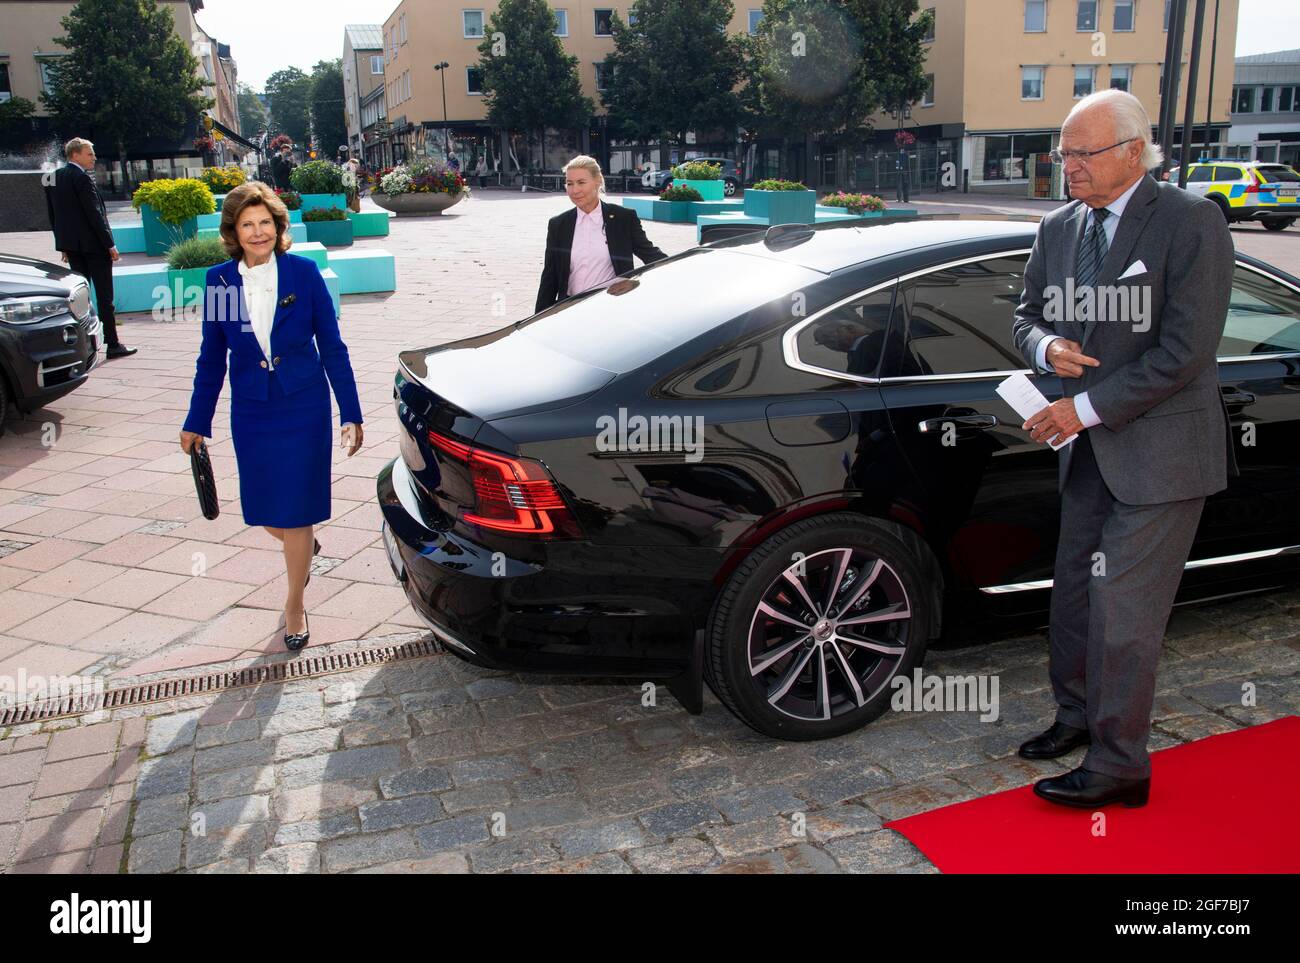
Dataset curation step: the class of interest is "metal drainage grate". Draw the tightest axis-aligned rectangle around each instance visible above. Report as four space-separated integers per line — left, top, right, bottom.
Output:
0 637 443 727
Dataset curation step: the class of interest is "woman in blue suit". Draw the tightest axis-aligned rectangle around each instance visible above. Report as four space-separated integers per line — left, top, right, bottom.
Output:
180 181 364 652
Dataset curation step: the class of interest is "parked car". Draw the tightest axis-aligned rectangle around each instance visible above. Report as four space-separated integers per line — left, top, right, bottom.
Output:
378 215 1300 740
650 157 744 196
1167 160 1299 230
0 254 103 434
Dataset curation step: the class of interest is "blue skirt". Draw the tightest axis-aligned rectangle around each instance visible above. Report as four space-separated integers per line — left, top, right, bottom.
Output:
230 372 333 528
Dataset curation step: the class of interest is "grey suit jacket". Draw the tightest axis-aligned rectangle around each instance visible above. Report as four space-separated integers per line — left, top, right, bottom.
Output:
1012 173 1238 506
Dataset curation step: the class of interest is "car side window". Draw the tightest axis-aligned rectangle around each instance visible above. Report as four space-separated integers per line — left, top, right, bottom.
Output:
1214 166 1243 182
1218 264 1300 358
1187 166 1215 183
887 255 1031 377
794 286 897 379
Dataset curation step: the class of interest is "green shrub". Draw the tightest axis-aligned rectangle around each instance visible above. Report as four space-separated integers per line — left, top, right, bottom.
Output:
750 178 808 192
289 160 344 195
302 206 348 222
131 178 216 223
165 235 228 271
199 164 246 193
672 160 722 181
274 189 301 210
660 184 703 202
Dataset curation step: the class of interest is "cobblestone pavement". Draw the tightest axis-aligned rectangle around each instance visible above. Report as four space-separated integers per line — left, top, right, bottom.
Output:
1 588 1296 873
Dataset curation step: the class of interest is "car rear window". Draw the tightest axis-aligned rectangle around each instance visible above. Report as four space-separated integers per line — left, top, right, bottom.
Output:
517 249 823 373
1258 165 1300 183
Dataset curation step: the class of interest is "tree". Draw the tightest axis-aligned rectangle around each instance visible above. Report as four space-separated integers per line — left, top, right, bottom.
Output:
476 0 593 171
41 0 210 190
741 0 932 177
309 59 347 159
603 0 745 167
0 96 37 150
265 67 312 146
237 82 268 141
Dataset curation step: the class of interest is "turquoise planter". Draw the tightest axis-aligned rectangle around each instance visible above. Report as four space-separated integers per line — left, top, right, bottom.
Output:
743 189 816 225
140 204 198 257
675 178 724 201
347 210 390 237
166 267 213 307
652 199 696 223
213 193 226 211
304 218 354 247
299 193 347 213
289 209 303 223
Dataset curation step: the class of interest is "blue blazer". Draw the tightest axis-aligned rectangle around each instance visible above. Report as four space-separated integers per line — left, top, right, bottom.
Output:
183 251 364 437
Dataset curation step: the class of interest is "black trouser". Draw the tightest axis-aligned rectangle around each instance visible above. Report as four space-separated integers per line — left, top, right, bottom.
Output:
66 250 121 347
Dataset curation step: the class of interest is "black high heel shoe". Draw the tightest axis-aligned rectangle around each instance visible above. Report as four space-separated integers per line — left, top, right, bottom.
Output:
284 610 310 652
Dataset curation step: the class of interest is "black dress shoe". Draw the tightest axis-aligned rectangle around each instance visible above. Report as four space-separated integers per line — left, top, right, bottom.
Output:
284 611 310 652
106 344 138 359
1018 721 1091 760
1033 766 1150 808
313 537 321 556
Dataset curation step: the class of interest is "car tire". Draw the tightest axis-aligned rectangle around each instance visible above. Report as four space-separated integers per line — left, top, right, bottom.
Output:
1262 218 1294 231
1209 195 1232 223
706 512 933 740
723 178 737 197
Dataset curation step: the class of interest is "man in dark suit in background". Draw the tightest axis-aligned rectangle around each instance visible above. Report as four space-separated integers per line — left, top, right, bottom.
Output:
270 144 296 191
45 138 136 358
535 155 667 313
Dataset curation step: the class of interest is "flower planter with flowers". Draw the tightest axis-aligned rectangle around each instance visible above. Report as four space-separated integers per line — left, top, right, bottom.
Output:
743 179 816 225
372 159 470 215
302 206 354 247
274 189 304 222
819 191 887 217
654 183 703 222
132 178 217 257
290 160 348 213
670 160 725 201
165 235 228 308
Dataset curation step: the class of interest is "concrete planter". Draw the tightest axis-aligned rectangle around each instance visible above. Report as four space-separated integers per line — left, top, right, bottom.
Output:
743 189 816 225
299 193 348 213
371 191 463 216
141 204 198 257
166 267 213 307
652 199 696 223
303 218 354 247
675 178 725 201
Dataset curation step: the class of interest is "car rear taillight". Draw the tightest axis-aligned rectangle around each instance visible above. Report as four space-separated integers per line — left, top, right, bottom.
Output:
428 430 581 538
1246 170 1264 193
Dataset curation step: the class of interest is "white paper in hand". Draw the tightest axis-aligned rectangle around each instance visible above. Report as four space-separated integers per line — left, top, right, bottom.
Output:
996 372 1076 451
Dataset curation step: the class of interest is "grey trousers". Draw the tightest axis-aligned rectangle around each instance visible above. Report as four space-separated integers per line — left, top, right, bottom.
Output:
1048 431 1205 779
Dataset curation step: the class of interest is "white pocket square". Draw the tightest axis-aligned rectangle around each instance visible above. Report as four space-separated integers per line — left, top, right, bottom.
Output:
1118 259 1147 280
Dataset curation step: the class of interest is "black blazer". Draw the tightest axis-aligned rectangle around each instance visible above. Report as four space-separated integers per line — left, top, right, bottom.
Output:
535 200 667 313
45 163 114 255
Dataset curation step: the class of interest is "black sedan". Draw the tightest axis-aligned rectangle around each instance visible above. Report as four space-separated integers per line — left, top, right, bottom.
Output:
378 215 1300 740
0 253 103 433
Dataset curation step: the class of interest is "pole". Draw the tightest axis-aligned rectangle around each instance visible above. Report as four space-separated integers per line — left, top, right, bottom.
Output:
440 69 449 159
1178 0 1208 188
1201 0 1221 159
1157 0 1189 177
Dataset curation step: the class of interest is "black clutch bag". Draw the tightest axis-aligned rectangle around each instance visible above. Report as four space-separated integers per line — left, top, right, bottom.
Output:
190 439 220 520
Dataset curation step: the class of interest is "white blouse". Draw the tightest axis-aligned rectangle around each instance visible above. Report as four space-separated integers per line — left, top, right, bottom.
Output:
238 255 277 369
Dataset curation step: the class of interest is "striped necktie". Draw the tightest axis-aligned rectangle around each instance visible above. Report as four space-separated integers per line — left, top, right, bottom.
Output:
1075 207 1110 290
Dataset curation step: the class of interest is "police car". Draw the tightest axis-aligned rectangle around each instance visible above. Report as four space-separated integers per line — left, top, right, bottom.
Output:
1167 160 1299 230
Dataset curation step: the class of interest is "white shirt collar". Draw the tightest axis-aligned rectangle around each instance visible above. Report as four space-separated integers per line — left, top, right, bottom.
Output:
238 256 277 282
1099 175 1144 221
576 203 602 222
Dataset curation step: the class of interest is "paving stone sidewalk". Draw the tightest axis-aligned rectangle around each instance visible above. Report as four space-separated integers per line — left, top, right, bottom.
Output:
2 589 1296 873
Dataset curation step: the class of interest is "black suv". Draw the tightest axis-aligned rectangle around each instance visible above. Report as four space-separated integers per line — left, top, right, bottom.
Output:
0 254 103 433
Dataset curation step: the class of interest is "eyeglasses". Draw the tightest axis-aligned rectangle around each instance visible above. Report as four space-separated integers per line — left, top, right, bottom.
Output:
1049 138 1135 165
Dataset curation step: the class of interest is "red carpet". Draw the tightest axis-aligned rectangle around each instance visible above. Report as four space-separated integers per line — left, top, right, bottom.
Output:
884 715 1300 873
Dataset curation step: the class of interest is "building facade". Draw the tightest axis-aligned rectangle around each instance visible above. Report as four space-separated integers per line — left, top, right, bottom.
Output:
342 24 384 164
0 0 244 192
1226 48 1300 169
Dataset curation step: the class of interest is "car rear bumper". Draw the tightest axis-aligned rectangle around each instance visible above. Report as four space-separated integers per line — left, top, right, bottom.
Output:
377 457 705 678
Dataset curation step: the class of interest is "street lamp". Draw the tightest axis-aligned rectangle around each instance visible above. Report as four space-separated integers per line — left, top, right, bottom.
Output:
433 61 450 160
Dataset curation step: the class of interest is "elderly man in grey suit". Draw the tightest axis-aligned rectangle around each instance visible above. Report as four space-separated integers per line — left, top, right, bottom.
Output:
1011 89 1236 808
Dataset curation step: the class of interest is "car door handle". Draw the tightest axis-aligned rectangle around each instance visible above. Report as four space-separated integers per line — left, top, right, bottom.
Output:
917 414 999 433
1220 388 1257 407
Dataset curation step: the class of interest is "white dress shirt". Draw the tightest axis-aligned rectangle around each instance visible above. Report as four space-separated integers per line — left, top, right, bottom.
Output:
238 255 277 369
1034 174 1145 429
567 203 618 297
